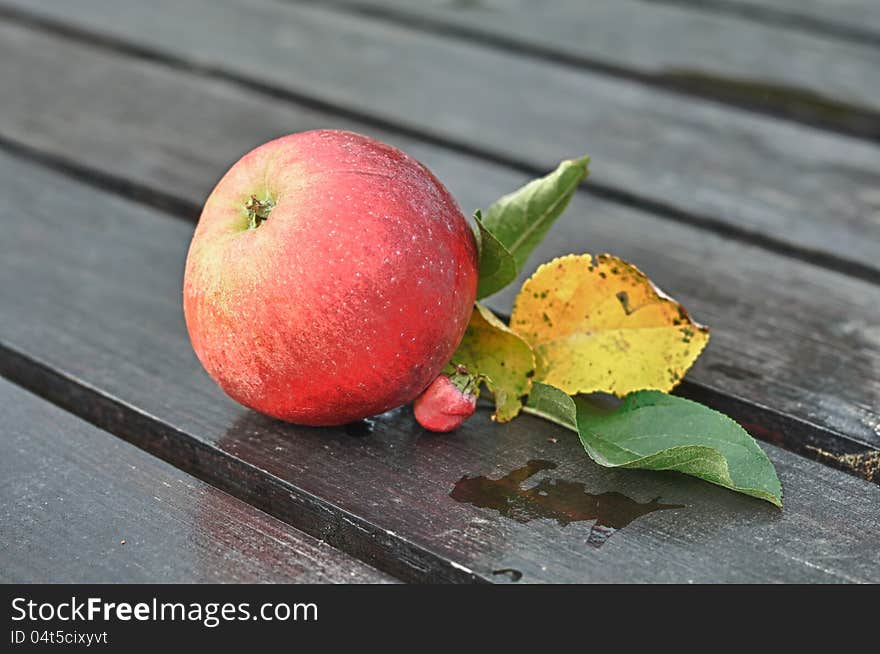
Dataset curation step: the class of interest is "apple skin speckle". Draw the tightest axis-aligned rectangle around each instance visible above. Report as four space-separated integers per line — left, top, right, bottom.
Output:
183 130 478 426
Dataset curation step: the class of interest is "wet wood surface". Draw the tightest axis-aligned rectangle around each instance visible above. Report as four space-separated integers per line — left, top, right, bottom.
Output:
2 0 880 283
0 20 878 458
316 0 880 137
1 0 878 583
662 0 880 42
1 152 879 583
0 378 396 583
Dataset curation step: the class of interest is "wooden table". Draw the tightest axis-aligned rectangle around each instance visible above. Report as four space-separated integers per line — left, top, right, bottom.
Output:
2 0 879 584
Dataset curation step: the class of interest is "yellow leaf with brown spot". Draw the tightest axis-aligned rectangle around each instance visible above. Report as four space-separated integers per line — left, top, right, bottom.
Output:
452 303 536 422
510 254 709 396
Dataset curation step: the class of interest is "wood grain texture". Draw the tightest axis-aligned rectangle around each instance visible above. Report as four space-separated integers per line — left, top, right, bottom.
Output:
650 0 880 43
314 0 880 137
0 22 877 454
3 0 880 281
0 378 396 584
1 152 879 583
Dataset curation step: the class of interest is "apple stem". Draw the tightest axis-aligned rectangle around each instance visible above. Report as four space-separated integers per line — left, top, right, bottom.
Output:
245 195 274 229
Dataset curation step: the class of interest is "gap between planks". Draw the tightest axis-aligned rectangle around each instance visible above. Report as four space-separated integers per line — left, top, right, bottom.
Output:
0 376 400 584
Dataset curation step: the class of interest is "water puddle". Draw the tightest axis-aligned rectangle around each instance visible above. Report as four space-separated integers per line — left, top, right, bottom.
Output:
491 568 523 582
451 459 683 548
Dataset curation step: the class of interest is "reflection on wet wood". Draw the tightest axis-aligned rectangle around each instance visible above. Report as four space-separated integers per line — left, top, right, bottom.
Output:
451 459 683 547
0 378 396 583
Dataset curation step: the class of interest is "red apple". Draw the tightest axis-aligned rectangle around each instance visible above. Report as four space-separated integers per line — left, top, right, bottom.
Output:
183 130 478 426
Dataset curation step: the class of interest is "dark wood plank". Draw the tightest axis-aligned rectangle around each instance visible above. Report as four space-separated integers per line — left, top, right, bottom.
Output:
1 151 879 583
0 20 877 456
0 378 396 584
316 0 880 137
3 0 880 282
652 0 880 44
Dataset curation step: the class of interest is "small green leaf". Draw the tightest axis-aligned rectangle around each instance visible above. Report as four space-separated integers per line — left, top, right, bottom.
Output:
441 363 481 398
526 384 783 507
482 156 589 273
451 303 536 422
474 211 519 299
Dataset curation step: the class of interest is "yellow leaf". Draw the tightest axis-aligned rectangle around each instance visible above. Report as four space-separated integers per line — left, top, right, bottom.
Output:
452 303 536 422
510 254 709 396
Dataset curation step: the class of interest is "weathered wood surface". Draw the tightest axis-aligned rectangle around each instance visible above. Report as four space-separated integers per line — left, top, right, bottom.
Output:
315 0 880 137
1 20 878 456
1 152 879 583
654 0 880 44
0 378 396 584
3 0 880 282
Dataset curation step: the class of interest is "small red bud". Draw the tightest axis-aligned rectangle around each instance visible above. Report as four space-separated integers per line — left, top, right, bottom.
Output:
414 374 477 432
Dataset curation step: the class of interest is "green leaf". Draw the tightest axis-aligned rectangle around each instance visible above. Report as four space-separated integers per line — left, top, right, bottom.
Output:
482 156 589 273
474 211 519 299
523 381 578 430
525 384 783 507
473 157 589 299
451 303 536 422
